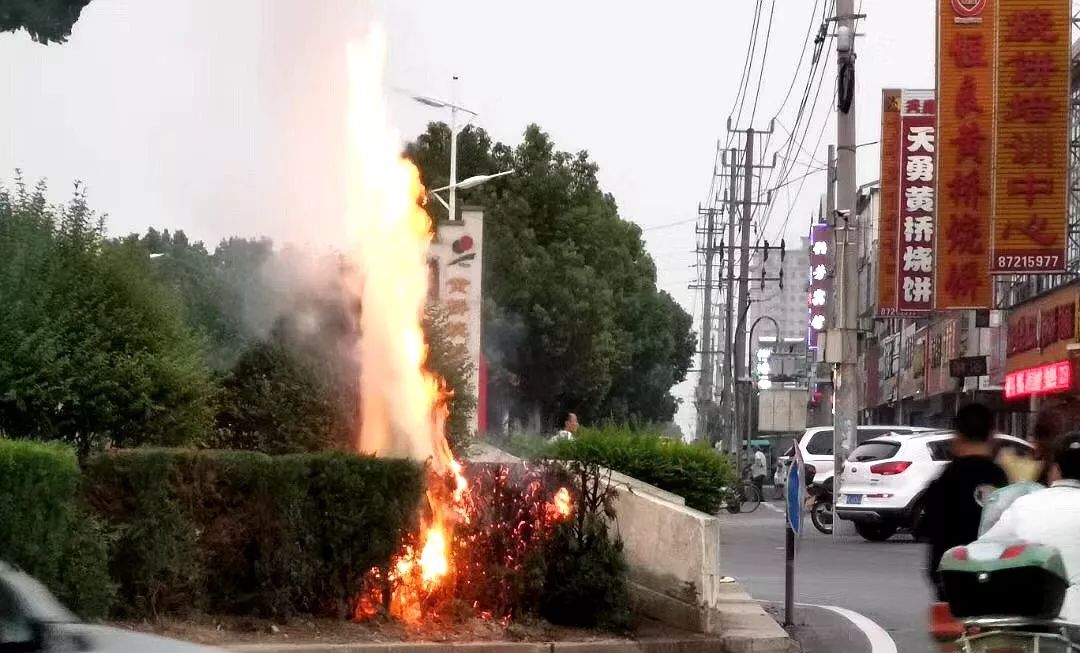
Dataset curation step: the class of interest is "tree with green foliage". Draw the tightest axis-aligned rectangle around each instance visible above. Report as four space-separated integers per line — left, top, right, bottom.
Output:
210 282 359 455
406 123 695 428
0 0 93 44
118 229 280 372
424 303 476 453
0 178 214 457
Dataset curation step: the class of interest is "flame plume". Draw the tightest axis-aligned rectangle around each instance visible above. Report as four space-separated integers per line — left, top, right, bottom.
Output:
346 26 571 624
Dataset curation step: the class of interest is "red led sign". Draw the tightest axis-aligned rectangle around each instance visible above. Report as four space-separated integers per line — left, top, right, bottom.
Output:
1004 361 1072 399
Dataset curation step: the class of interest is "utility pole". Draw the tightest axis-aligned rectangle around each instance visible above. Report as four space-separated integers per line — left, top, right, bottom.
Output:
719 124 773 472
831 1 861 539
695 202 719 442
733 130 755 473
722 150 739 450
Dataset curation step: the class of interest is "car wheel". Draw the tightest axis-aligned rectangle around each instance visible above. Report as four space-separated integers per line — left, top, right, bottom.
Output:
909 500 930 543
811 500 833 535
854 522 897 542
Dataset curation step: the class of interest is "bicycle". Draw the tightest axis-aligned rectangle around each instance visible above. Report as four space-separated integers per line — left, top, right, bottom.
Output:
720 466 763 514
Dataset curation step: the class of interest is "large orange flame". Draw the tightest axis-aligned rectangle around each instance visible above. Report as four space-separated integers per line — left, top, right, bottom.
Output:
346 27 572 624
345 26 465 622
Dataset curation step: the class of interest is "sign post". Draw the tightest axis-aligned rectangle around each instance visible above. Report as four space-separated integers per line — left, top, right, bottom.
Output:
783 447 804 626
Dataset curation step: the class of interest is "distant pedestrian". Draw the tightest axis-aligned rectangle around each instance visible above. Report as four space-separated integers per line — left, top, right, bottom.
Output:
918 402 1007 601
551 411 579 442
751 447 768 494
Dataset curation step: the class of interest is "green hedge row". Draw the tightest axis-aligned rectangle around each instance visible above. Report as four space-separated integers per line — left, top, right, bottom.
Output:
498 427 736 514
0 439 115 618
0 440 424 620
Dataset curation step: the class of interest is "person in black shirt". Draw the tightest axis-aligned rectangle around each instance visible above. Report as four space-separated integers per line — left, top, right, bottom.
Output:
919 402 1007 601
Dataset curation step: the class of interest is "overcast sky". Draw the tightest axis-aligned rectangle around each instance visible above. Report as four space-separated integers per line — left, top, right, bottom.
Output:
0 0 939 435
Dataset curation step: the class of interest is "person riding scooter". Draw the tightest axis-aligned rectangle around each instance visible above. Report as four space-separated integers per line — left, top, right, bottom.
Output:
979 432 1080 622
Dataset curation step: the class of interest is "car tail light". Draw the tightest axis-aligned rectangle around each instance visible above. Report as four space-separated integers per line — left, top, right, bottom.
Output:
952 547 969 561
870 461 912 475
1001 544 1027 560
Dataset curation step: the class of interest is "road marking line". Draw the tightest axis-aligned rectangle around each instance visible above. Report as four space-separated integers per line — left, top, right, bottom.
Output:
815 604 897 653
763 502 784 513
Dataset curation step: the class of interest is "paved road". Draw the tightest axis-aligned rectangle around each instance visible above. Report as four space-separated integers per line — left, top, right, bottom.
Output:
718 501 934 652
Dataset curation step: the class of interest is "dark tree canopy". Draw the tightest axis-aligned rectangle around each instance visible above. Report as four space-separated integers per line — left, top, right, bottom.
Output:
406 123 695 427
0 0 93 44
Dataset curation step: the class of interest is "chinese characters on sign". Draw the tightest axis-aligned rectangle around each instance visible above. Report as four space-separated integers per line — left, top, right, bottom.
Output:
877 89 902 316
444 276 471 344
1004 361 1072 400
1006 301 1076 356
898 91 936 314
991 1 1069 273
807 223 831 352
934 0 995 308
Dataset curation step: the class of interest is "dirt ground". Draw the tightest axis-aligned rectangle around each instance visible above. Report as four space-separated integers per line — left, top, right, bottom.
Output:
113 615 616 646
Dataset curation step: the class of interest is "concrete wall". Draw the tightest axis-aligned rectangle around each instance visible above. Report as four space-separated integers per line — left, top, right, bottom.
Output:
606 474 724 633
469 445 747 637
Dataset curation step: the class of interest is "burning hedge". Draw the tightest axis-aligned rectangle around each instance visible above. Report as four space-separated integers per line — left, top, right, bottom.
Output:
355 460 630 630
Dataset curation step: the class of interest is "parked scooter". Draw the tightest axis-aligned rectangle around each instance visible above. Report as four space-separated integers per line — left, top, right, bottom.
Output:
799 464 834 535
935 540 1080 651
806 474 834 535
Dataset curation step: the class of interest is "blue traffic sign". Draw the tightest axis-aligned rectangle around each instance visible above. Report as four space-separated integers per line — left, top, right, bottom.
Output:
786 449 804 535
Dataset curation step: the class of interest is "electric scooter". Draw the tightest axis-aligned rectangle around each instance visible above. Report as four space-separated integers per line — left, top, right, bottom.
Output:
936 540 1079 651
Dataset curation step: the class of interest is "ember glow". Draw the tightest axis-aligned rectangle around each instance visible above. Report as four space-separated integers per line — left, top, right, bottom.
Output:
553 487 572 519
346 27 571 624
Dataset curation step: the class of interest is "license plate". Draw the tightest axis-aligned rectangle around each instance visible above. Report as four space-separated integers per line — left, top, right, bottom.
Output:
846 495 862 505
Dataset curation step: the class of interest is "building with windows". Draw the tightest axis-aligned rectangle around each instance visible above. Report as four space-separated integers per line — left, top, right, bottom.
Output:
747 237 811 361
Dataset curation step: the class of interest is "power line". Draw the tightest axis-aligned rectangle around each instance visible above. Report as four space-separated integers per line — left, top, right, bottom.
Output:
755 0 821 163
761 48 833 240
754 6 836 243
771 0 824 120
726 0 765 150
761 0 866 243
748 0 778 128
643 217 699 232
752 0 833 227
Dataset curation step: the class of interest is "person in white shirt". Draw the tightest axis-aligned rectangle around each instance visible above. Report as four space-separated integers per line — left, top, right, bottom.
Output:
981 432 1080 623
751 447 768 495
551 411 579 442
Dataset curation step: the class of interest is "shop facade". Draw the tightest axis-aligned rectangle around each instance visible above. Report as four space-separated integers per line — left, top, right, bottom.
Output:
1003 280 1080 437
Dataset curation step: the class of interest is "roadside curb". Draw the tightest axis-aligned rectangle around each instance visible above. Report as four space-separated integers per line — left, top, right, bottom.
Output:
227 638 730 653
713 583 797 652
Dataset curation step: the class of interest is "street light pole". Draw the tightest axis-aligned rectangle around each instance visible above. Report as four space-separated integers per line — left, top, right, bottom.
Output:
408 78 483 222
746 315 782 454
449 75 459 221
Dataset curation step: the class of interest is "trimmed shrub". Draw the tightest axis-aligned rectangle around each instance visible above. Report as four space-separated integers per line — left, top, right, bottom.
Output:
55 509 118 619
499 427 736 514
531 460 631 630
0 439 115 618
81 449 423 620
0 439 79 585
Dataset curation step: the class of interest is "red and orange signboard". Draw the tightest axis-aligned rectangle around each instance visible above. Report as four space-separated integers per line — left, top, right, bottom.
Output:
934 0 995 309
877 89 902 317
990 0 1071 273
898 91 936 314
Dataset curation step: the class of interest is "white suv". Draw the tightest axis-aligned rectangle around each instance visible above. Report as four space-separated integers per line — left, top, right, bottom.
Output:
775 425 933 490
836 431 1033 542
